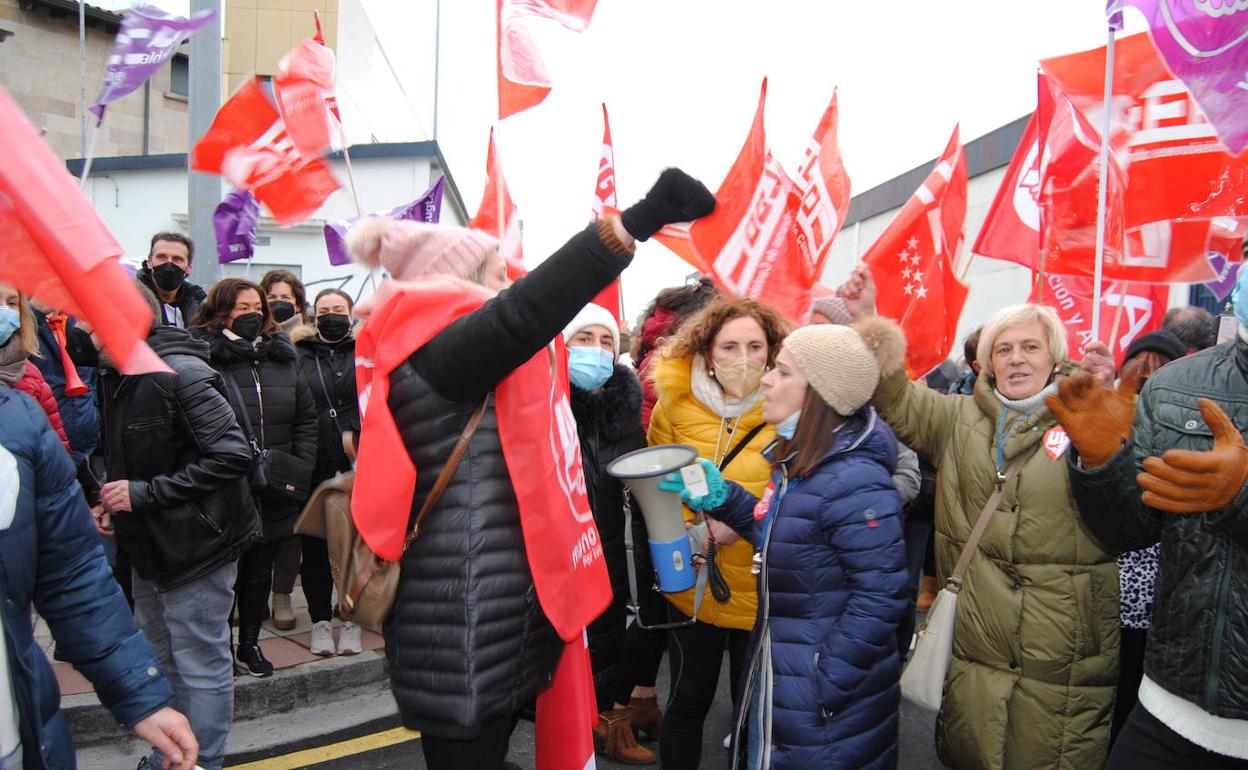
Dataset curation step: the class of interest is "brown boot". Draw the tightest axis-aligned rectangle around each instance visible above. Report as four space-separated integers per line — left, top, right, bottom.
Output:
917 575 939 611
627 695 662 741
593 708 655 765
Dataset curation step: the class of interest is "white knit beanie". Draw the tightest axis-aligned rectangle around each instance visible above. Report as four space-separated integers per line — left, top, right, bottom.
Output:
783 324 880 416
562 303 620 355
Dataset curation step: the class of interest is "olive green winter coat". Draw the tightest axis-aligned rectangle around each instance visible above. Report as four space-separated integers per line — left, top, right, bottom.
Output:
874 370 1119 770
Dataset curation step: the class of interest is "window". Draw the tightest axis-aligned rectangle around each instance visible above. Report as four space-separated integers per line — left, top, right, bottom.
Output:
170 54 189 97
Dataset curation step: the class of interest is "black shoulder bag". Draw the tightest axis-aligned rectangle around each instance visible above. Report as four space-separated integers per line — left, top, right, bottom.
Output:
224 371 314 503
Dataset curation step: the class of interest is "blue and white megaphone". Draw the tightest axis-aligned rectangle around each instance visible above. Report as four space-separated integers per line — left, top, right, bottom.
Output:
607 444 699 593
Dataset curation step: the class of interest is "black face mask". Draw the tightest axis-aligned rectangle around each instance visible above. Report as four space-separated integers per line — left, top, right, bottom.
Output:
230 312 264 341
270 300 296 323
317 313 351 342
151 262 187 292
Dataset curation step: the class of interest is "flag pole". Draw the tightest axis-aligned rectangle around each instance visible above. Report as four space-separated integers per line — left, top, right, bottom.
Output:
1091 25 1116 338
78 119 101 191
341 145 364 217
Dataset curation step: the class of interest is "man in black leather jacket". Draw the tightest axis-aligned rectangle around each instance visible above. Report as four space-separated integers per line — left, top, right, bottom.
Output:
95 284 260 770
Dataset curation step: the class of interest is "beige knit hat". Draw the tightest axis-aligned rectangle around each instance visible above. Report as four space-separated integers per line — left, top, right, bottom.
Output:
783 323 881 416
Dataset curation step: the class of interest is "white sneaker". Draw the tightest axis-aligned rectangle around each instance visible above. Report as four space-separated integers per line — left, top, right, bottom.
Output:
723 733 731 750
309 621 335 656
337 621 362 656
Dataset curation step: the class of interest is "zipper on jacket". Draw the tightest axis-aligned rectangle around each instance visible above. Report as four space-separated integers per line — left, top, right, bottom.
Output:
251 364 266 448
1205 540 1234 711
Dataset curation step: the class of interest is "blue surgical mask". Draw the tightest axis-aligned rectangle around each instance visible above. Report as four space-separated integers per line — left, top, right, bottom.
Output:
568 346 614 391
774 410 801 439
1234 266 1248 327
0 307 19 346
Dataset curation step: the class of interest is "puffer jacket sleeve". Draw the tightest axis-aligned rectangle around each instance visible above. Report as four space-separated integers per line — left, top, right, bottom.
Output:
1067 379 1166 553
16 362 71 454
892 441 921 509
712 480 760 546
25 395 173 728
814 484 908 716
128 365 253 513
289 375 319 466
646 401 675 446
872 369 960 463
412 223 633 403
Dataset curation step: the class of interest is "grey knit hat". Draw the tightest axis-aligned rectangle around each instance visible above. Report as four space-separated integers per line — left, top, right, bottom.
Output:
809 295 854 326
783 324 880 416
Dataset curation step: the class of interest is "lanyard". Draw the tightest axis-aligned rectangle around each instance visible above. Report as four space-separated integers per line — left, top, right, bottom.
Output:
993 407 1025 475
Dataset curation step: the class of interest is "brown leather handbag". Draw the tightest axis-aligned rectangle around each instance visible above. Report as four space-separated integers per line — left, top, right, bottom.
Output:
294 399 488 633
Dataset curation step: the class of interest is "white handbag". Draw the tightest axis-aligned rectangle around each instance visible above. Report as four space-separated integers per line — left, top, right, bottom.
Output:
900 447 1036 711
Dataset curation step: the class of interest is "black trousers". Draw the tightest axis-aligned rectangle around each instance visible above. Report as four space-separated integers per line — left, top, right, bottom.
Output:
660 604 750 770
299 534 334 624
606 617 667 707
235 538 279 645
1112 627 1149 745
421 714 517 770
1108 703 1248 770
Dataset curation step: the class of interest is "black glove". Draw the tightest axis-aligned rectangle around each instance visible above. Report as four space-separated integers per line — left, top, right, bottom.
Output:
621 168 716 241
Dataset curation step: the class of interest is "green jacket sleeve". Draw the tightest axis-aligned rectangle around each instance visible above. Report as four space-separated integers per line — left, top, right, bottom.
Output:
871 369 960 465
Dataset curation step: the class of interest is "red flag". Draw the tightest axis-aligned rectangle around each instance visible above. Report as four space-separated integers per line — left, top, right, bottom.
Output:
0 85 167 375
686 80 809 321
590 104 622 324
973 111 1043 270
191 76 341 227
535 634 597 770
273 10 347 156
792 89 852 284
1029 273 1167 364
1034 33 1248 282
497 0 598 119
862 127 970 379
469 129 525 279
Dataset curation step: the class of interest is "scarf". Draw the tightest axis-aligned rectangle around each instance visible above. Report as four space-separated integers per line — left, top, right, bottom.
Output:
994 381 1059 416
0 337 24 389
689 354 764 419
353 279 606 770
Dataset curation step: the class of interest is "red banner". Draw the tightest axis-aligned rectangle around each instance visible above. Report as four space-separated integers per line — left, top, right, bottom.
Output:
590 103 622 324
862 127 970 379
497 0 597 119
273 10 346 156
1029 273 1167 364
469 128 525 279
792 89 852 283
190 76 341 226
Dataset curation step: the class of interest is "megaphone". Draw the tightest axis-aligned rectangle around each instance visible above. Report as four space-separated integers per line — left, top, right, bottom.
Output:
608 444 699 593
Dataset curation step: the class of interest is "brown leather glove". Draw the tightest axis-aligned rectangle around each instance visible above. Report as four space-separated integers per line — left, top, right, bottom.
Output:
1138 399 1248 514
1046 369 1142 469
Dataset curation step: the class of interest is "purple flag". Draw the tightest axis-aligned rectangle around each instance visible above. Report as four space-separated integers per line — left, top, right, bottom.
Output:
90 5 217 126
214 188 260 264
324 177 445 266
1107 0 1248 153
1205 250 1242 298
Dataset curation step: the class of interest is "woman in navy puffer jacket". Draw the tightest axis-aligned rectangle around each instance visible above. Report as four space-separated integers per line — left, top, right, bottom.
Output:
667 318 910 770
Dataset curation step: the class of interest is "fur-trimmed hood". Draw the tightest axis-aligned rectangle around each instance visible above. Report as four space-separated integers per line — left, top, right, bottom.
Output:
569 364 642 445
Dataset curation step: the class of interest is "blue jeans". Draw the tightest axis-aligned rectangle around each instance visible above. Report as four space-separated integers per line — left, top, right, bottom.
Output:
132 560 238 770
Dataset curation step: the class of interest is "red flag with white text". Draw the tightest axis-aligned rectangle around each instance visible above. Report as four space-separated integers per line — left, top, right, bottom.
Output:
497 0 598 119
862 127 969 379
0 85 167 375
1029 273 1167 364
470 129 525 279
791 89 852 284
687 80 807 322
273 11 347 156
590 103 622 324
191 76 341 226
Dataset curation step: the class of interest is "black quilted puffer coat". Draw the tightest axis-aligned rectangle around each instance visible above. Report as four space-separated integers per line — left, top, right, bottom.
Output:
203 331 318 539
1069 337 1248 720
384 223 633 739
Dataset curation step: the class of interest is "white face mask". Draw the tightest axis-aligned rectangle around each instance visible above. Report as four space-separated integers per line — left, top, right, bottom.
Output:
774 410 801 439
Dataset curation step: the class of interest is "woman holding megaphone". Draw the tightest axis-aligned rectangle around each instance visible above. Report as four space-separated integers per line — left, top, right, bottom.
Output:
646 297 788 769
660 318 910 770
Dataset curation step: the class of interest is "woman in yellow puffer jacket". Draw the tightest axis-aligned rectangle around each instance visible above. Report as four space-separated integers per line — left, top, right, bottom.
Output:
647 297 788 770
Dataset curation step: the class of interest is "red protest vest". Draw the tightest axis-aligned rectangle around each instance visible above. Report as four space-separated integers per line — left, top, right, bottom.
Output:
352 279 611 640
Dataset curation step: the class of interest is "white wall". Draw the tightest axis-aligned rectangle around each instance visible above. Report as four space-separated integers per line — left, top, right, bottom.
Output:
80 153 462 304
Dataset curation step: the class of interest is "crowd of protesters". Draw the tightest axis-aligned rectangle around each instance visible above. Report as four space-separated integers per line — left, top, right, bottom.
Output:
3 175 1246 770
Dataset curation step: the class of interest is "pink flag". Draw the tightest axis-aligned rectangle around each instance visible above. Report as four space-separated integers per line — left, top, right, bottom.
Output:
273 11 347 156
497 0 598 119
469 129 524 278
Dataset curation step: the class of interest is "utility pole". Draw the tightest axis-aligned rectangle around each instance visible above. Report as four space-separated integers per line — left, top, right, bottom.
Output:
187 0 222 289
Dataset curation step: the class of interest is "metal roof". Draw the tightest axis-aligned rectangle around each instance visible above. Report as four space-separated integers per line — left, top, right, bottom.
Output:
844 113 1032 227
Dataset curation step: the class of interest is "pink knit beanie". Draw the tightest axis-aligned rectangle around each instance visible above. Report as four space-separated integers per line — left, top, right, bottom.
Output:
346 218 500 282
